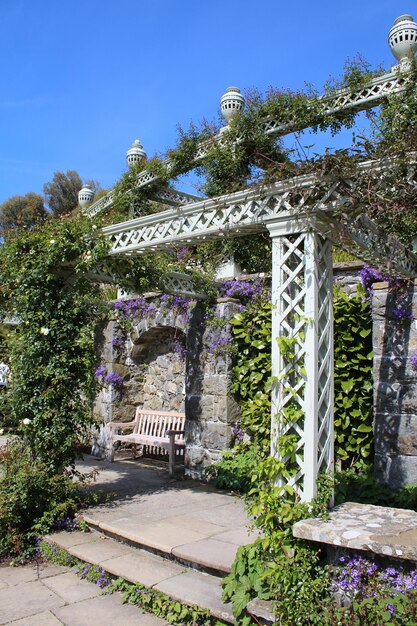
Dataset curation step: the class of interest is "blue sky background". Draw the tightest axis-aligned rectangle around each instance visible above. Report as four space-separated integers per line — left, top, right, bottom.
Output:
0 0 407 205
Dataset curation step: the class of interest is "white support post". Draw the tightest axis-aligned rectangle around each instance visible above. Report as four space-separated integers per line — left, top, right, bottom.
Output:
268 219 334 502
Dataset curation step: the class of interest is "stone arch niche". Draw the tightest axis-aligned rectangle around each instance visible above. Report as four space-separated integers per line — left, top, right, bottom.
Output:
127 325 186 413
92 299 241 477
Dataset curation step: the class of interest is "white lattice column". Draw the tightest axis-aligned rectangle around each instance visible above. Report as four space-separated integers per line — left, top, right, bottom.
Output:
268 220 334 502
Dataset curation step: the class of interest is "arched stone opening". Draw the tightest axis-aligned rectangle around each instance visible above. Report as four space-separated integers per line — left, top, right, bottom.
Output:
126 325 186 413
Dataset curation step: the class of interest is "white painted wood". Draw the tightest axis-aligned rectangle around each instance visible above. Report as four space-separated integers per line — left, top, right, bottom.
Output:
109 409 185 475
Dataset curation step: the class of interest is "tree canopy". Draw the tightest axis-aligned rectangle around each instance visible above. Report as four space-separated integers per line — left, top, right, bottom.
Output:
43 170 82 216
0 192 47 235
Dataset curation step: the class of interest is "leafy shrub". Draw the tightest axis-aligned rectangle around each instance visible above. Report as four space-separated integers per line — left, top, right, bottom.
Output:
205 443 259 493
0 439 95 560
335 469 417 510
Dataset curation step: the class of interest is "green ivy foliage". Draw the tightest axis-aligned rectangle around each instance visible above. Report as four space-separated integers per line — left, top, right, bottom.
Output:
230 297 272 450
209 286 374 624
0 216 110 470
333 286 373 468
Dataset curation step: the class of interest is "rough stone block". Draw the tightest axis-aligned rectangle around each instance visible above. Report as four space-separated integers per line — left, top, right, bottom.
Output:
375 453 417 489
185 445 205 468
202 375 227 395
374 355 417 382
373 321 417 358
374 413 417 456
374 381 417 415
201 422 231 450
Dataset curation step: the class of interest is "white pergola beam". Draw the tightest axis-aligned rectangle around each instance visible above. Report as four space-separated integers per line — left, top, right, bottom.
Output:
87 69 411 218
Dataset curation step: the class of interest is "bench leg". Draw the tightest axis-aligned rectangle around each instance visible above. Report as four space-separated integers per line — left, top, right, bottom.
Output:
168 434 175 476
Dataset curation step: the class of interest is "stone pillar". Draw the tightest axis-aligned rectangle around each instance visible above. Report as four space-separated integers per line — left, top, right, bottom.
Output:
91 320 120 458
268 220 334 501
373 281 417 487
185 299 241 477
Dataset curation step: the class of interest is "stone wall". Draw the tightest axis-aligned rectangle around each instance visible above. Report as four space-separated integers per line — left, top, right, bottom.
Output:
373 281 417 488
92 266 417 488
92 297 240 477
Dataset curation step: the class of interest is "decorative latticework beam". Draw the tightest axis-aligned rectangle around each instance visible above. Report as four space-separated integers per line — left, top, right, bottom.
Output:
102 158 417 279
85 186 202 219
87 68 412 218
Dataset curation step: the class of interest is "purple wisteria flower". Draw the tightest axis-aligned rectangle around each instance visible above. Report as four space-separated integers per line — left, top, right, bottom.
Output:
94 365 124 388
410 354 417 370
232 423 245 442
94 365 107 378
176 246 189 261
113 294 192 323
112 336 126 351
333 555 417 611
209 335 234 357
359 265 390 296
391 304 414 321
219 278 264 300
172 338 188 360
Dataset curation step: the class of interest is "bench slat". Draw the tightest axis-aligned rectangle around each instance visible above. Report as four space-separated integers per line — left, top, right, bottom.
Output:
109 409 185 474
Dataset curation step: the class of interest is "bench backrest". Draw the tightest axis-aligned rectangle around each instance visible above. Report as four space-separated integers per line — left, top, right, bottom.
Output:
135 409 185 443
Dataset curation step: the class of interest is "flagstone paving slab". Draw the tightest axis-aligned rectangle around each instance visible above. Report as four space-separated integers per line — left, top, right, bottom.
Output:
99 519 208 553
6 610 64 626
214 527 260 545
52 593 168 626
187 502 248 527
165 514 228 536
68 535 132 563
0 580 65 625
155 570 233 623
44 530 101 549
41 571 102 603
0 564 66 587
173 537 239 573
100 550 185 587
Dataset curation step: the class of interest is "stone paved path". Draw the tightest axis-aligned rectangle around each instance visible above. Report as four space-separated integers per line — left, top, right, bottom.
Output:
0 561 167 625
0 450 253 624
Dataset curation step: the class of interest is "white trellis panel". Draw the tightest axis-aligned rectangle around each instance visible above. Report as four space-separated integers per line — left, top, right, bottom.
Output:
161 272 207 300
268 221 333 501
85 186 202 219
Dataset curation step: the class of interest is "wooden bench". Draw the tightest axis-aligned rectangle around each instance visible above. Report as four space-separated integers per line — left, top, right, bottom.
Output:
108 409 185 475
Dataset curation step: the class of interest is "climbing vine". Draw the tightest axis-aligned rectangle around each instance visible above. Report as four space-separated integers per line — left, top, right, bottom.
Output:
0 214 176 470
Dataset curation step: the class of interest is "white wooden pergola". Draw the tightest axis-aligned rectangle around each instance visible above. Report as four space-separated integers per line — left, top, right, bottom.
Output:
85 16 417 500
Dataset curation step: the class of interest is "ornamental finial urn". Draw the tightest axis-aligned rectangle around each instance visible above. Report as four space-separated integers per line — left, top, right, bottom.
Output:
388 15 417 67
78 183 94 209
126 139 147 167
220 87 245 125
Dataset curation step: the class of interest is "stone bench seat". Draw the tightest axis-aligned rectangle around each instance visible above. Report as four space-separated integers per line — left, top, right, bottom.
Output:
109 408 185 475
293 502 417 562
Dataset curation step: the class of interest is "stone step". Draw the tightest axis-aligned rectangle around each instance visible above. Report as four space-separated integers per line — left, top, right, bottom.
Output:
44 530 234 624
81 507 253 577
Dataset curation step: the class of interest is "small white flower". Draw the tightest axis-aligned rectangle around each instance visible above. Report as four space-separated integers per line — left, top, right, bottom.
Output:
40 327 50 335
83 251 92 260
92 224 97 230
22 418 31 426
50 239 56 244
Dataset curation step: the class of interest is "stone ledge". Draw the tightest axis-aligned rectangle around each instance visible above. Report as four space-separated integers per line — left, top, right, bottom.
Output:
293 502 417 561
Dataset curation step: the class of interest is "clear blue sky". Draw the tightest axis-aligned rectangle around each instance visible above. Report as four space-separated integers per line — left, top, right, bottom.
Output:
0 0 407 204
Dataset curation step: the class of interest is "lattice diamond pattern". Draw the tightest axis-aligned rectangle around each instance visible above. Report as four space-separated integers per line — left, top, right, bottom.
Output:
270 229 333 500
162 272 206 300
87 69 411 219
